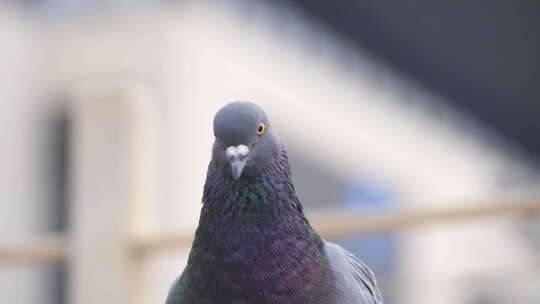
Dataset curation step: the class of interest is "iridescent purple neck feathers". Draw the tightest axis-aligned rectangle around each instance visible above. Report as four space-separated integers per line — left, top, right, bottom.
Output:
182 151 332 304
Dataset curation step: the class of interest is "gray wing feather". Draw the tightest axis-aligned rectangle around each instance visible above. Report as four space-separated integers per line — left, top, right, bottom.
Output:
324 241 384 304
165 271 186 304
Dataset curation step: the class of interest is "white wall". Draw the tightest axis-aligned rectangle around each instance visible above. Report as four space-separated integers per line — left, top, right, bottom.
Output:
0 6 56 304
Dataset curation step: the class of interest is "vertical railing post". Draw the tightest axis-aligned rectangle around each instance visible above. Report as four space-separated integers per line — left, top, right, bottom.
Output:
69 83 157 304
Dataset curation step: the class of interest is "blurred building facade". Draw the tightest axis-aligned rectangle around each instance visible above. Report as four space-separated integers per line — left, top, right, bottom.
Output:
1 1 539 304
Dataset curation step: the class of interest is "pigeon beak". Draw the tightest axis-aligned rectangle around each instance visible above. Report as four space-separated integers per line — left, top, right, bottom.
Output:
226 145 250 180
230 158 247 180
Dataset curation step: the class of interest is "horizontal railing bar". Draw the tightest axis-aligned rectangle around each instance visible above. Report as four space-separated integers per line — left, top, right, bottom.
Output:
132 233 194 256
0 234 66 264
2 198 540 262
132 198 540 255
310 198 540 238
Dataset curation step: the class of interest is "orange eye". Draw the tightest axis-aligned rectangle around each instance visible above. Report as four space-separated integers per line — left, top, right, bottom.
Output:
256 122 266 136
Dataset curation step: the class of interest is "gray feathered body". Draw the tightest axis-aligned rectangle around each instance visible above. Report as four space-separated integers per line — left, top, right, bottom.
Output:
166 151 383 304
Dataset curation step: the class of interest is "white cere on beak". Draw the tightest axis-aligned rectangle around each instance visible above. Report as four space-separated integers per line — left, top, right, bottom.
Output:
236 144 250 156
226 144 250 158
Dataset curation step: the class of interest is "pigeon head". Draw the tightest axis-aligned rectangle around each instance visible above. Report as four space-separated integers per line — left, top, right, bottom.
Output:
212 101 281 180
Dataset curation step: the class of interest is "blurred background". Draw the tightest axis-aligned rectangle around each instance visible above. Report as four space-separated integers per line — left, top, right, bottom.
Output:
2 0 540 303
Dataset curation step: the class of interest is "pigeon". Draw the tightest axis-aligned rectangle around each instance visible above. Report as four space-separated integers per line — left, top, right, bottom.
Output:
166 101 383 304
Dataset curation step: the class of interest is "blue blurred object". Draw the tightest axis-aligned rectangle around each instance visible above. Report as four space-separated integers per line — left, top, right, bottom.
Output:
340 177 399 275
343 177 397 210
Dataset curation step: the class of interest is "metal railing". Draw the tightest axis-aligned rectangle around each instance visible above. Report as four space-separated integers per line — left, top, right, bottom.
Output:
3 198 539 264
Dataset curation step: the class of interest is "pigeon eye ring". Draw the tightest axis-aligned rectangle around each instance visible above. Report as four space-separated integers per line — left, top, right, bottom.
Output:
256 122 266 136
